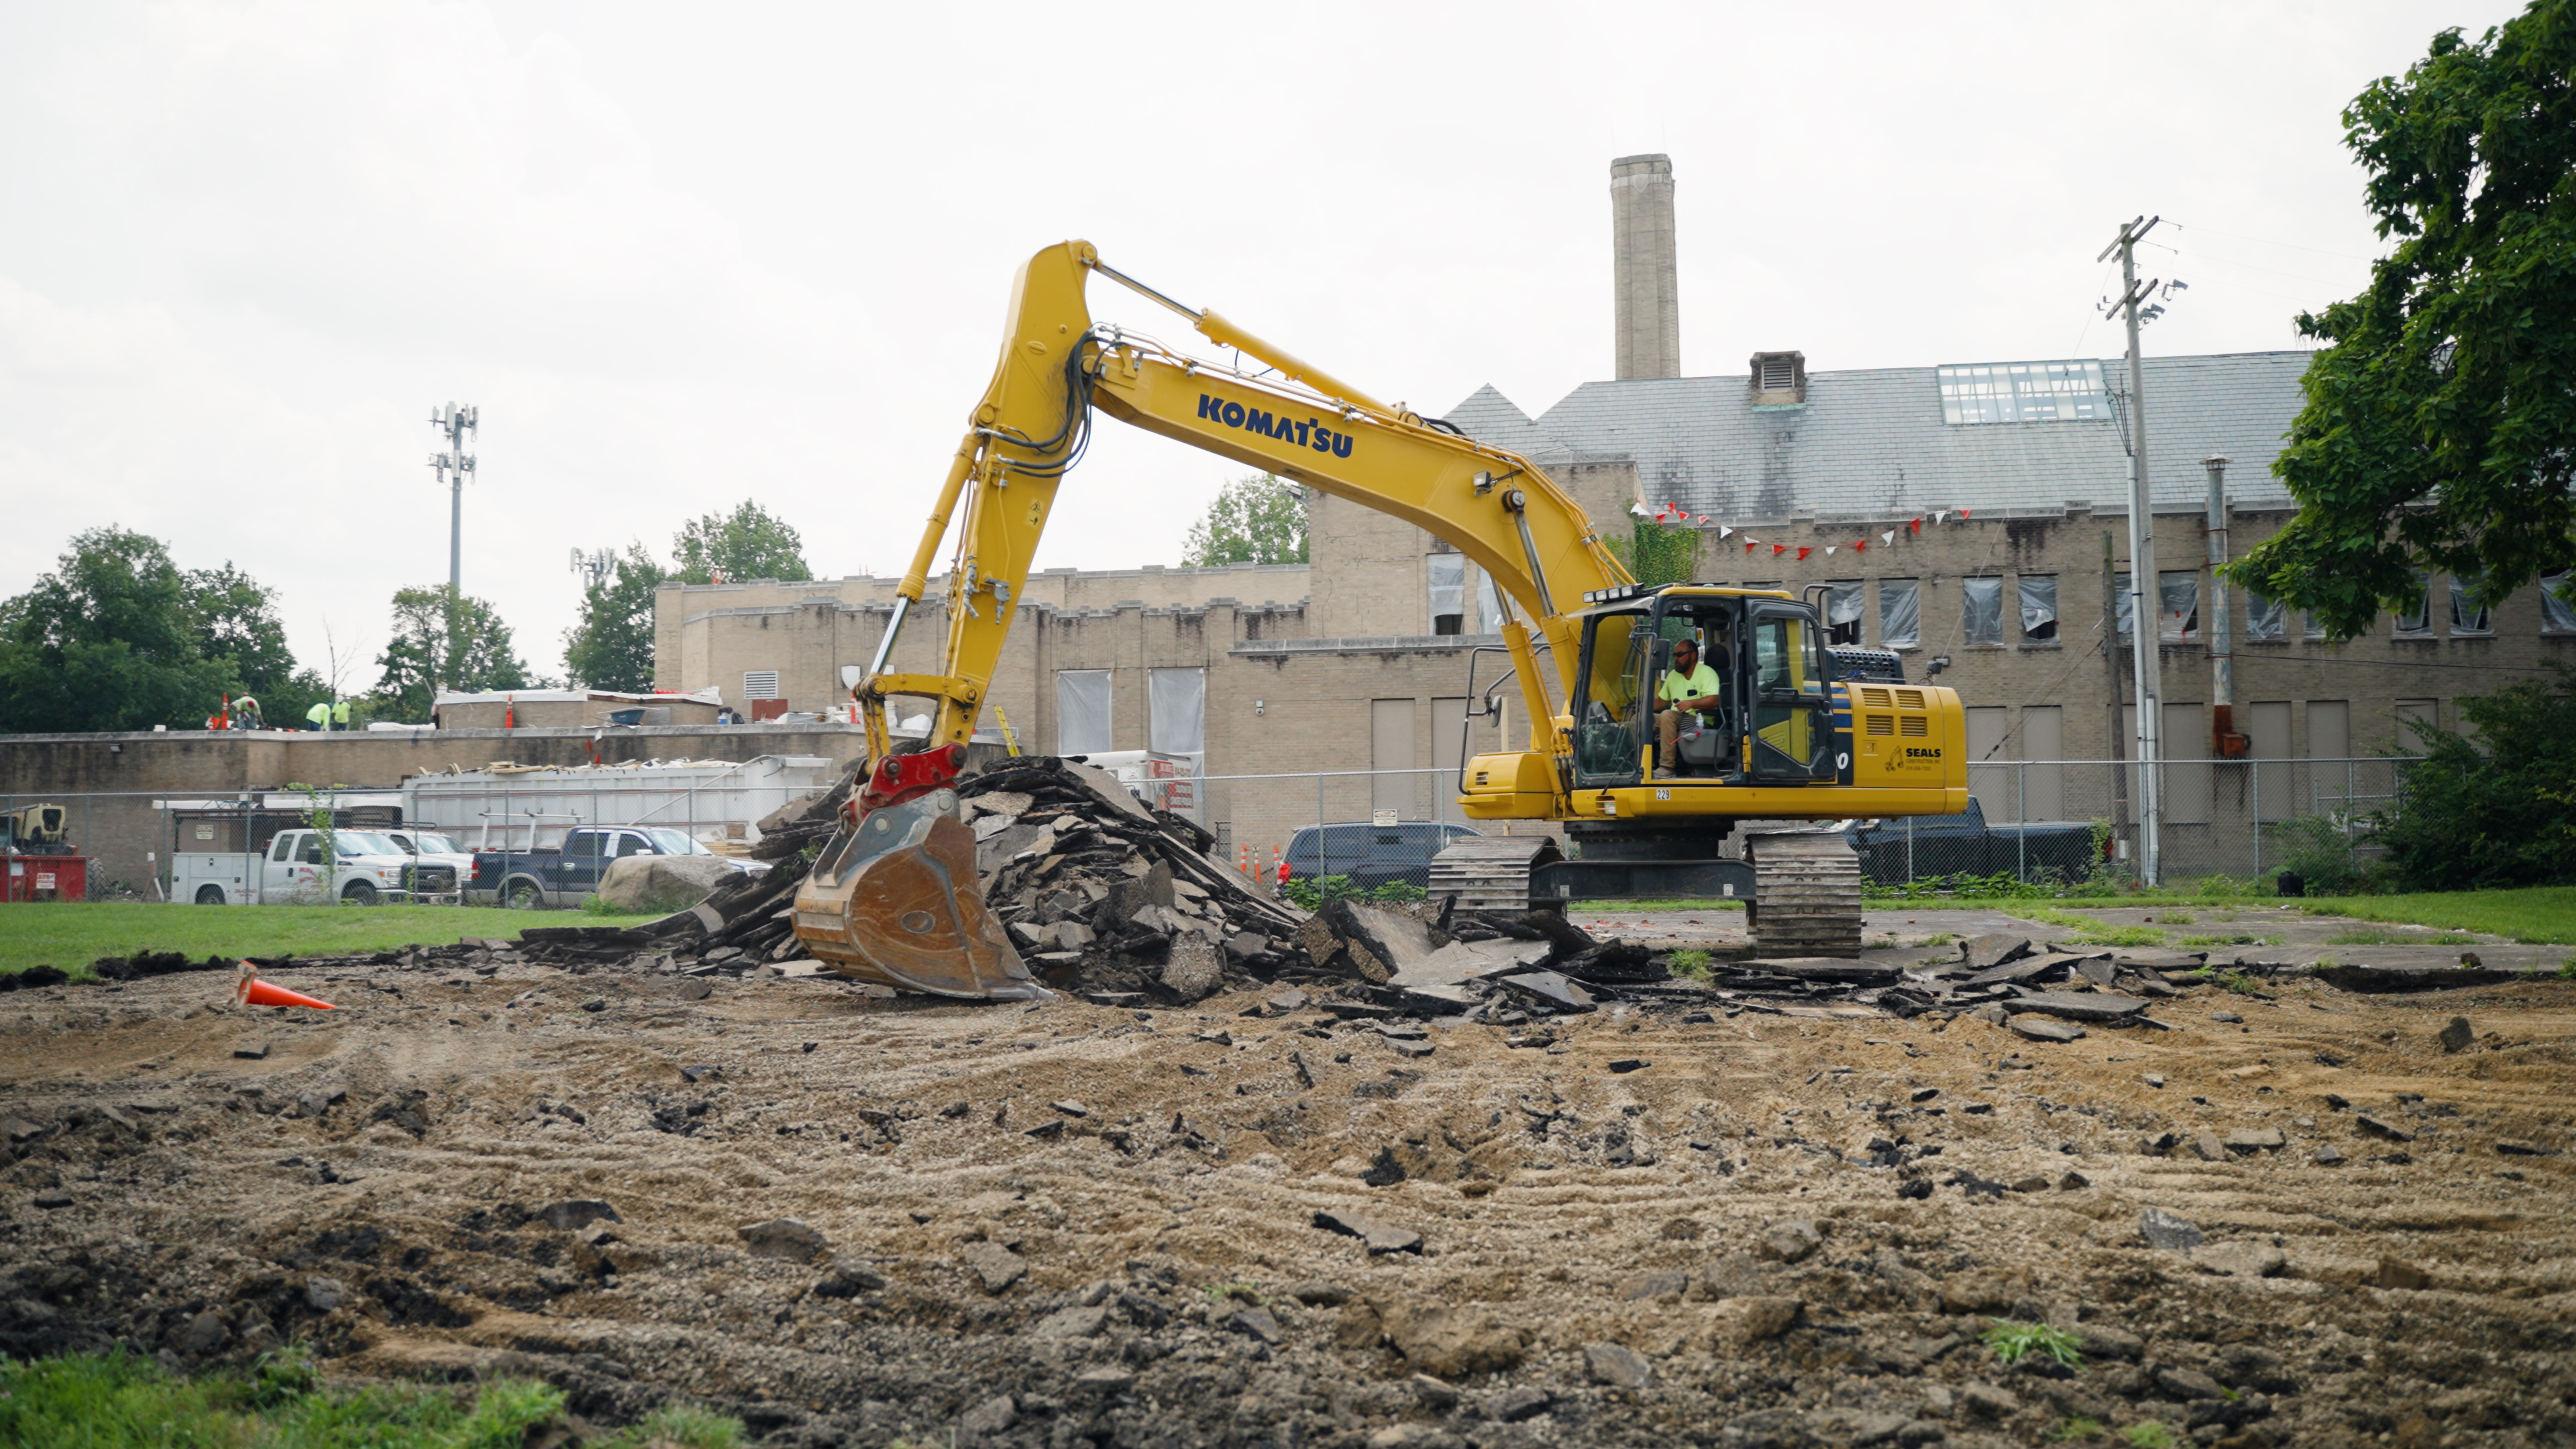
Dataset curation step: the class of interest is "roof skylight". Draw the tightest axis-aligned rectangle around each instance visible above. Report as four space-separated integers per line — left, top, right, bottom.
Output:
1937 360 2112 425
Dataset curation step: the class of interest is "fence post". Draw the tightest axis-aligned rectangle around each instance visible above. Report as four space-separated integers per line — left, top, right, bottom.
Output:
2015 761 2026 882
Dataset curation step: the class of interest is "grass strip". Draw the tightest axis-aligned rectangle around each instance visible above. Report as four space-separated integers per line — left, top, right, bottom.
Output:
0 902 660 979
2291 888 2576 946
0 1348 745 1448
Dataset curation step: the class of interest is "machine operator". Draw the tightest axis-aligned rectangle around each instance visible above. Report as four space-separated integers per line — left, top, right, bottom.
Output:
1652 635 1724 782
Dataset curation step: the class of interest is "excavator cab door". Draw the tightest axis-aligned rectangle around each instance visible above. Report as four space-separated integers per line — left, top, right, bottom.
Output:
1744 603 1837 784
1568 608 1652 790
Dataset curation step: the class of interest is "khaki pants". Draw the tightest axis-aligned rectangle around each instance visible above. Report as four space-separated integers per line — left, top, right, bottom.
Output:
1656 708 1691 772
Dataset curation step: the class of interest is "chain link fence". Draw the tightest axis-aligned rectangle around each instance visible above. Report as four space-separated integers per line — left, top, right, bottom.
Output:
5 757 2414 903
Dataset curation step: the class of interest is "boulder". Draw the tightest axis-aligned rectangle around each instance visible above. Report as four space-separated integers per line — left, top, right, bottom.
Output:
598 854 739 914
1378 1297 1527 1377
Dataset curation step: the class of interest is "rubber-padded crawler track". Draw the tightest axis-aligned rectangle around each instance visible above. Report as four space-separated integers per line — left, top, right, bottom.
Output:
1746 830 1864 957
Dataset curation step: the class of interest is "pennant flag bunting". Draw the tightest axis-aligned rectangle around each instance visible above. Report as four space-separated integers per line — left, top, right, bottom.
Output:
1909 517 1923 535
1854 539 1867 552
1824 545 1837 555
1959 508 1972 519
1881 530 1896 545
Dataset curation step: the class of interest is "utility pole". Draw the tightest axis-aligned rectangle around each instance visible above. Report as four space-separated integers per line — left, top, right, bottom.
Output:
2098 217 2164 885
428 403 478 690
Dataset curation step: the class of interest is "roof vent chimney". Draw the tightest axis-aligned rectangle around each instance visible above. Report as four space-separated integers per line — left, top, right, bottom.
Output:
1610 154 1680 380
1750 350 1807 407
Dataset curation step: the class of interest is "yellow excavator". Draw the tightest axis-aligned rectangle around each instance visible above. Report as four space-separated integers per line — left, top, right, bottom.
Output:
793 241 1968 999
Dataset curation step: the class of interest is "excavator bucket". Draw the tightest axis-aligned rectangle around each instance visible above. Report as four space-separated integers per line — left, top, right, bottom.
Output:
792 749 1049 1002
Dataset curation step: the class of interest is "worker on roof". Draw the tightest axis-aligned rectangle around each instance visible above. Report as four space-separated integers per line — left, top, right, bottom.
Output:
305 701 331 731
233 696 264 730
1652 635 1723 782
332 699 352 731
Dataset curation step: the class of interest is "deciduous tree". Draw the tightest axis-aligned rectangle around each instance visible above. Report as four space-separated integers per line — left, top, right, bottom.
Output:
674 501 811 585
1181 474 1308 566
2230 1 2576 637
372 585 533 720
562 543 667 692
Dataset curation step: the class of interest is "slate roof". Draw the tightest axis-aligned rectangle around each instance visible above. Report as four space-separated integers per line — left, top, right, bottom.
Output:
1444 352 2312 520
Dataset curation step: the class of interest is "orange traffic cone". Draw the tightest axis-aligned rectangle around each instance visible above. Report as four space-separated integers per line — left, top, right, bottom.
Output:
234 962 335 1010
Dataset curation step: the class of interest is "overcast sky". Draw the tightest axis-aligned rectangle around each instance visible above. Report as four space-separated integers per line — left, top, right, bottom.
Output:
0 0 2526 691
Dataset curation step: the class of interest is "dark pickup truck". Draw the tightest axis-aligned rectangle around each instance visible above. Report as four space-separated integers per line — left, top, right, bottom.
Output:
1844 798 2099 887
470 825 762 908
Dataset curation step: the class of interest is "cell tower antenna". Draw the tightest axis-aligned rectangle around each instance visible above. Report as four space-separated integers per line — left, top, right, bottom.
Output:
427 402 478 689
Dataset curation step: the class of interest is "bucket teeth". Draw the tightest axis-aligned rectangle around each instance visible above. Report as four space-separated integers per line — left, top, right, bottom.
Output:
792 794 1049 1001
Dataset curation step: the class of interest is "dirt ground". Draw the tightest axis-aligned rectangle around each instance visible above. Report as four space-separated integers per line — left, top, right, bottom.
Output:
1 908 2572 1449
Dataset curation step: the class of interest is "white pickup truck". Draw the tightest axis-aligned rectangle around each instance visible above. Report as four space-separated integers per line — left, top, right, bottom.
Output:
173 828 431 906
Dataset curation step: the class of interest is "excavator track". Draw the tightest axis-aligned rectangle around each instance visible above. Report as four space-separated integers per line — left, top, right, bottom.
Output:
1745 829 1864 957
1428 836 1564 915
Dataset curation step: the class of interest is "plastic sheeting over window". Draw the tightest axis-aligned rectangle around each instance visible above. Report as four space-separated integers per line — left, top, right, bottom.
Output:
2545 573 2576 635
2158 572 2199 642
1055 669 1112 755
1878 579 1920 649
1961 577 2004 645
2245 591 2286 640
2017 576 2058 641
2114 572 2134 641
1823 581 1863 644
1428 553 1465 635
2450 574 2492 636
1148 667 1205 760
1474 571 1507 634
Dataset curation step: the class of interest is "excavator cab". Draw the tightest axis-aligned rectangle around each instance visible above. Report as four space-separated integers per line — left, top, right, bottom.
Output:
1567 586 1837 790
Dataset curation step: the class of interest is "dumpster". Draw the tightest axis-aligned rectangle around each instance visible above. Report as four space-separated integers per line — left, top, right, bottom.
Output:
3 855 87 902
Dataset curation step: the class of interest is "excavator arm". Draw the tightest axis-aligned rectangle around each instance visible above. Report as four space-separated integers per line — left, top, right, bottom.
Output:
865 239 1625 773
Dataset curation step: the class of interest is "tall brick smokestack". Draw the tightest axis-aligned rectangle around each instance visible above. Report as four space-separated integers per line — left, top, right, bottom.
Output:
1611 154 1680 380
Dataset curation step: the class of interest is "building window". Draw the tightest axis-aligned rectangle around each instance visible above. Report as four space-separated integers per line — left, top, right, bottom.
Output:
2303 606 2326 641
1148 667 1205 767
2114 572 2134 641
1962 576 2004 646
1878 579 1921 649
2245 590 2286 641
2546 573 2576 635
2017 575 2059 642
1428 553 1465 635
741 671 781 700
2450 574 2493 636
1935 360 2113 425
1055 669 1112 755
2159 572 2200 642
1822 580 1863 645
2393 572 2434 638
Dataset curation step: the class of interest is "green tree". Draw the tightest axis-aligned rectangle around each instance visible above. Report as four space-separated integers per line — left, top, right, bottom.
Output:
1605 519 1699 585
562 543 668 691
1182 474 1308 566
673 500 811 585
0 527 233 732
2229 1 2576 639
2373 666 2576 890
371 584 533 720
186 562 331 725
